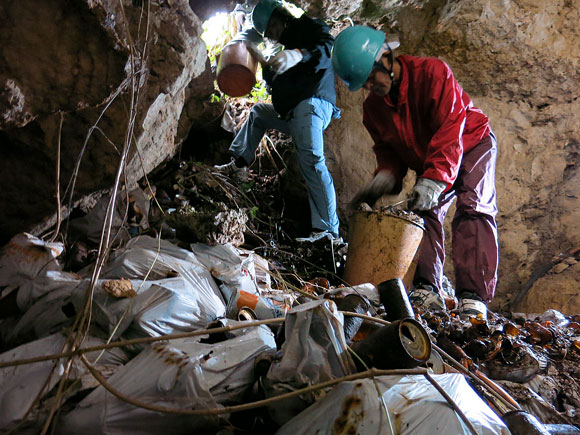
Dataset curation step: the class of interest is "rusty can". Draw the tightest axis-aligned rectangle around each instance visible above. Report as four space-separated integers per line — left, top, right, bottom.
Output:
351 318 431 370
377 278 415 321
502 410 550 435
335 293 370 343
227 289 290 320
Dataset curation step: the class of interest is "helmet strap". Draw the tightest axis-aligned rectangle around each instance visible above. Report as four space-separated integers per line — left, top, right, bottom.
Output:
373 42 395 81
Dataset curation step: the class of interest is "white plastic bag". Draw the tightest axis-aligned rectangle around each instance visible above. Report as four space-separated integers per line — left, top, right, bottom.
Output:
264 299 356 425
0 232 65 309
9 236 227 344
276 373 510 435
92 277 224 340
190 243 291 320
60 324 276 435
98 236 226 336
6 277 83 343
0 333 128 431
190 242 263 296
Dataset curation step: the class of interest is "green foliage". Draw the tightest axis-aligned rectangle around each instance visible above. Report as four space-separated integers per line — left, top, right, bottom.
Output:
240 180 255 192
201 12 238 68
249 81 270 103
201 9 276 104
249 206 259 220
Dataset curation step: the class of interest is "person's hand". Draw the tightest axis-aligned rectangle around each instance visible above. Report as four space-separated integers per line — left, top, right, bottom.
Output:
348 171 396 210
246 42 267 65
408 178 446 211
269 49 303 75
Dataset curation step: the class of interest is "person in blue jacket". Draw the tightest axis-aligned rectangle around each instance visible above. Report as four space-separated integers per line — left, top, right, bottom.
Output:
217 0 341 242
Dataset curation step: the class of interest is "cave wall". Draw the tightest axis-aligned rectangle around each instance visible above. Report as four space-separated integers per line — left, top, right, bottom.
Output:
300 0 580 312
0 0 215 244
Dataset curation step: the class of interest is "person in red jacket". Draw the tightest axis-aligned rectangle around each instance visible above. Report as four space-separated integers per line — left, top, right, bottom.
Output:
332 26 498 319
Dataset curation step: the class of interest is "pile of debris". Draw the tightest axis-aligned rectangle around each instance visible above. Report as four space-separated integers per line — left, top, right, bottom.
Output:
1 146 580 434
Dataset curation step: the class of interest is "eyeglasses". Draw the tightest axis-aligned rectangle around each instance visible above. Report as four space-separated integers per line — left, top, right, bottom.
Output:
372 59 389 73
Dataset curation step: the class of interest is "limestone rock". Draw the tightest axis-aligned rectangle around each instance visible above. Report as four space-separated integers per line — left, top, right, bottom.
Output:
516 261 580 315
0 0 214 244
318 0 580 307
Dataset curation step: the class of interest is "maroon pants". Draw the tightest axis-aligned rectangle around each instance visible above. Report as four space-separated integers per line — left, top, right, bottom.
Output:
415 133 498 303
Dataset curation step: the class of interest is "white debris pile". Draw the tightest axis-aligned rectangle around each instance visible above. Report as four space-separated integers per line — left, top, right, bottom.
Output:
0 232 515 434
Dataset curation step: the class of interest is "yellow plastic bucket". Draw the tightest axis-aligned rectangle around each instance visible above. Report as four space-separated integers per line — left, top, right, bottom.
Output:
342 210 425 288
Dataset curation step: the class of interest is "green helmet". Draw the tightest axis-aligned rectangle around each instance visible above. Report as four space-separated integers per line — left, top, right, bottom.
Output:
332 26 386 91
251 0 281 35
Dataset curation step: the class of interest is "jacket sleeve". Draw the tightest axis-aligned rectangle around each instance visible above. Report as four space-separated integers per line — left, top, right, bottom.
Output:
300 18 334 72
231 26 263 45
420 61 467 189
363 111 407 194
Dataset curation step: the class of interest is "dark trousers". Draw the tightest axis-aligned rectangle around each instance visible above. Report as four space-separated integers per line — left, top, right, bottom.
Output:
415 133 499 303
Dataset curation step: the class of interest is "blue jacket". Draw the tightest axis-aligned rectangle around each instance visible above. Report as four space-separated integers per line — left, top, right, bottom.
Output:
262 15 337 118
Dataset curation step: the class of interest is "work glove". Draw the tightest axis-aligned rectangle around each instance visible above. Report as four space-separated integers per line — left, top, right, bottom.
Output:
348 171 396 211
408 178 447 211
269 49 303 75
246 42 267 65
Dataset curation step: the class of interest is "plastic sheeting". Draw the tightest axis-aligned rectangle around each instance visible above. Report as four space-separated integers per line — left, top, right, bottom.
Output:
264 299 356 425
6 236 227 345
5 276 82 344
60 324 276 435
95 236 226 338
0 333 128 430
0 232 65 310
190 242 291 320
276 373 511 435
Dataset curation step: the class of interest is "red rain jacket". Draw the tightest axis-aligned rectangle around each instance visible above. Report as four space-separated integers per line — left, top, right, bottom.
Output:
363 55 490 191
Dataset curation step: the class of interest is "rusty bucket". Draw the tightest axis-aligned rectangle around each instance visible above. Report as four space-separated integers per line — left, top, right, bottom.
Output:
216 40 258 97
342 210 425 288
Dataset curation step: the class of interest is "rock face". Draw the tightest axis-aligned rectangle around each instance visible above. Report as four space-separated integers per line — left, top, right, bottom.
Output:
0 0 214 244
298 0 580 311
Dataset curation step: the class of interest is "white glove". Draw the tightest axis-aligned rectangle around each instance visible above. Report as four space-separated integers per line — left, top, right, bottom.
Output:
409 178 447 211
269 49 303 75
348 170 396 210
246 42 267 65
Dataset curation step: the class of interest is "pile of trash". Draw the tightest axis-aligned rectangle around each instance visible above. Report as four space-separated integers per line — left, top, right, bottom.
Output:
0 231 504 434
1 154 580 434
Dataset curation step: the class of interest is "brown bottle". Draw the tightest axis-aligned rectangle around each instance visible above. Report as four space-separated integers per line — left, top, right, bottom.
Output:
524 321 553 344
504 322 523 337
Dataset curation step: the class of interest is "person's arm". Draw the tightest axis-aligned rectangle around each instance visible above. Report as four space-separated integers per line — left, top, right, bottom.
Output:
420 60 468 189
363 111 407 193
299 18 334 72
231 26 263 45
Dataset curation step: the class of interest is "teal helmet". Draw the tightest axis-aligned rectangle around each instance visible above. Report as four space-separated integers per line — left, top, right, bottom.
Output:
251 0 281 35
332 26 386 91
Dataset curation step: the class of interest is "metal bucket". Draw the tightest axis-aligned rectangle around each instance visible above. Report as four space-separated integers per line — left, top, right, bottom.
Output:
216 40 258 97
342 210 425 287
